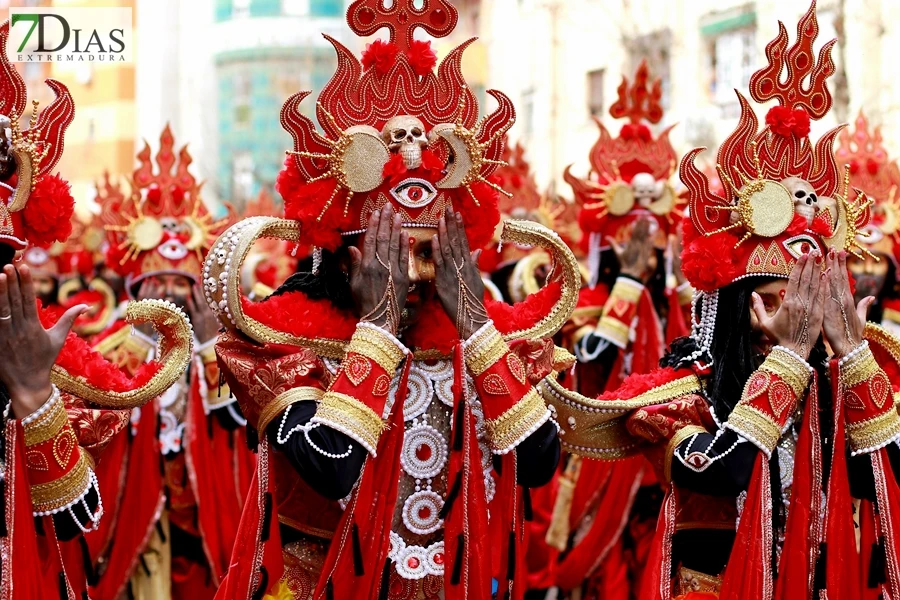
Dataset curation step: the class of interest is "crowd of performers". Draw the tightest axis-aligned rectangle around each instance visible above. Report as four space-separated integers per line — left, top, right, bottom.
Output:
2 0 900 599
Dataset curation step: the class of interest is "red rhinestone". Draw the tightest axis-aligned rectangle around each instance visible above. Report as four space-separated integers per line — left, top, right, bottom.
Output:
398 10 409 24
434 552 444 565
407 557 420 569
430 8 448 26
416 443 432 461
418 506 431 519
357 7 376 25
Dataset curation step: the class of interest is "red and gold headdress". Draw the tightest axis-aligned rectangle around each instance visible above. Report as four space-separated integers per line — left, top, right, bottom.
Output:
103 125 231 294
679 0 869 293
834 111 900 263
565 60 682 254
0 23 76 260
276 0 514 253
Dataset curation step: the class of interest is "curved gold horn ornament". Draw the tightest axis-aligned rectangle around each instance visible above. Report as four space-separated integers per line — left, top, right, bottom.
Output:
50 299 194 408
205 217 580 356
498 219 580 342
7 146 34 213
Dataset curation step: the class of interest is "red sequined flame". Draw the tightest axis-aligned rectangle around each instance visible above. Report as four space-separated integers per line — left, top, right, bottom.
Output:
748 0 835 119
347 0 457 51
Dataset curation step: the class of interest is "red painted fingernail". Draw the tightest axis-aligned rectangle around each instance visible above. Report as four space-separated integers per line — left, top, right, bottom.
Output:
816 253 823 264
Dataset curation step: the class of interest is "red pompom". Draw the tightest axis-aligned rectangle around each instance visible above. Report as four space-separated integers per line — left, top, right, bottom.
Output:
420 149 444 173
277 156 349 251
766 106 794 137
680 226 741 292
243 291 357 341
407 40 437 76
790 108 810 137
382 153 408 182
20 174 74 247
597 366 690 401
485 280 563 334
361 40 400 76
452 179 501 251
765 106 811 138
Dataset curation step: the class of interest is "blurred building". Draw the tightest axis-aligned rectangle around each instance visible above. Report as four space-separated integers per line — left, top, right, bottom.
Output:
476 0 900 196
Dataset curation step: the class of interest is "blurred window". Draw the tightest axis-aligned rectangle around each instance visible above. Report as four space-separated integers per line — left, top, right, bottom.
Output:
310 0 342 17
234 72 251 127
233 153 255 205
587 69 604 117
233 0 251 18
283 0 307 15
711 28 755 106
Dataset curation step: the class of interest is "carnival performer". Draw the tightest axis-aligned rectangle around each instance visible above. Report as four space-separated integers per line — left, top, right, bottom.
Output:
536 61 690 600
0 21 193 598
81 124 253 600
206 2 581 598
834 111 900 336
541 3 900 599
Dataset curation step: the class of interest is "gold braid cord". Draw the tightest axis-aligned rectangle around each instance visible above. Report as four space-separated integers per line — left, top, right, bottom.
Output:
537 373 703 459
50 299 193 408
206 217 581 357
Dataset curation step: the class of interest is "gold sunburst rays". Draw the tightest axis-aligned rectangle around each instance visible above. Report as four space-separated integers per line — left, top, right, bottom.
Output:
837 164 877 261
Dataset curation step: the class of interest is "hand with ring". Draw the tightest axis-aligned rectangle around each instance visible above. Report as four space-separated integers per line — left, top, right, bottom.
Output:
432 207 487 340
822 248 875 357
751 250 825 360
0 264 88 419
349 204 410 335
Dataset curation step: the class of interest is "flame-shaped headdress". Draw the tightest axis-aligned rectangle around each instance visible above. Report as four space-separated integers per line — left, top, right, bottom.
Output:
679 0 870 292
834 111 900 262
103 125 231 294
565 60 682 251
276 0 515 252
0 22 76 258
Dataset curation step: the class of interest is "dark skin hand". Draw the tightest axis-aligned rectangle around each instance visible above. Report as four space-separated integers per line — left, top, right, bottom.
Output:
609 217 656 282
750 251 825 360
432 207 485 340
0 264 87 419
348 204 410 336
822 249 875 358
187 284 220 344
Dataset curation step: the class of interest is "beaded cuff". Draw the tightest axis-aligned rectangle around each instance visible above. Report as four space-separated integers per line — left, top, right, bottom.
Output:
21 387 96 518
840 343 900 455
311 323 408 456
725 347 810 456
595 277 643 349
260 386 324 435
484 388 550 454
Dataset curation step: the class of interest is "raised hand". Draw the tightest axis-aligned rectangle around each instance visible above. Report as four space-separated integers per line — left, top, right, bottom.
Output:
431 207 487 340
822 249 874 358
751 250 825 360
609 218 655 282
0 264 87 418
349 204 410 335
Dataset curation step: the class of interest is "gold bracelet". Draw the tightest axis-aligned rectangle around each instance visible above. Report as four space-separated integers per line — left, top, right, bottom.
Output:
464 327 507 376
348 326 405 374
760 348 811 396
486 388 550 453
841 346 880 389
313 391 385 455
727 404 781 456
258 386 324 434
30 450 91 514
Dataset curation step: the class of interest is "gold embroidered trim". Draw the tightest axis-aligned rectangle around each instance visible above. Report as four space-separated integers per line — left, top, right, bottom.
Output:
841 345 880 389
465 327 508 376
486 388 549 453
92 324 134 356
30 450 91 513
23 396 67 447
760 348 811 396
312 391 384 455
595 316 630 348
677 567 722 595
606 278 643 305
664 425 708 484
847 408 900 454
727 404 780 454
51 299 193 408
348 327 405 374
630 376 704 407
259 387 324 434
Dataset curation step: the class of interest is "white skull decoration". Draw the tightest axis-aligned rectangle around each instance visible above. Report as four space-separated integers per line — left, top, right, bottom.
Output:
782 177 819 226
382 115 428 170
631 172 664 208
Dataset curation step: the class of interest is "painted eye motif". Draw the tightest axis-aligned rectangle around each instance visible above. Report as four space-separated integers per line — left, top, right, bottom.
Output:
783 234 822 259
158 239 189 261
390 178 437 208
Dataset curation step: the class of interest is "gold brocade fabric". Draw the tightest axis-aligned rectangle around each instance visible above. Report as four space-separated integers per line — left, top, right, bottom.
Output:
676 566 722 596
281 536 329 600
